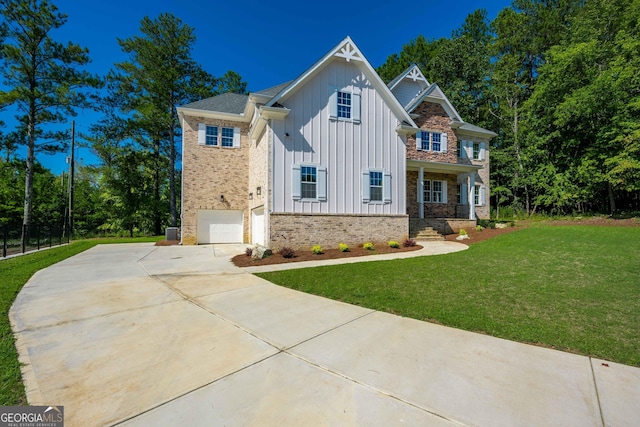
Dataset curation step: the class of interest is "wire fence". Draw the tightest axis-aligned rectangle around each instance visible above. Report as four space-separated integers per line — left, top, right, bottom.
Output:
2 223 70 258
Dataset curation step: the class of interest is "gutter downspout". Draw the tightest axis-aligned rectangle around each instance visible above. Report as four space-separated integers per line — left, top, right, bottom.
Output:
265 119 271 248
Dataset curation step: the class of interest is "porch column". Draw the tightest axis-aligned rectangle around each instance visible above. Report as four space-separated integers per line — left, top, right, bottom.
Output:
468 172 476 220
418 167 424 219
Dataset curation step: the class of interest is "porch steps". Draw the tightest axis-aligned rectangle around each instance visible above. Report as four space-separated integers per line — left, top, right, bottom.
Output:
409 219 445 241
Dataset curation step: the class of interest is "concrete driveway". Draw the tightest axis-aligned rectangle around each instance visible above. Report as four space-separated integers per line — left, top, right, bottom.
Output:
10 243 640 426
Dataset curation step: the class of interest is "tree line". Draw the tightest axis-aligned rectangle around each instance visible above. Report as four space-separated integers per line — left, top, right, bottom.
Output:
1 0 639 244
0 0 247 239
378 0 640 216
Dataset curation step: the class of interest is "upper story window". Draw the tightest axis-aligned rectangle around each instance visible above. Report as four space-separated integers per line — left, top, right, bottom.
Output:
221 127 234 147
337 92 352 119
369 171 383 201
473 142 481 160
457 140 462 158
329 87 361 123
301 166 317 199
417 132 447 153
198 124 240 148
432 133 441 152
206 126 218 146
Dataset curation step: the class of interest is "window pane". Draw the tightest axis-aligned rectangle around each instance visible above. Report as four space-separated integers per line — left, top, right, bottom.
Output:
433 180 442 203
457 141 461 157
221 127 234 147
423 180 431 202
432 132 441 152
474 185 480 205
337 91 351 118
206 126 218 146
301 166 317 199
421 132 430 150
370 171 382 201
473 143 480 159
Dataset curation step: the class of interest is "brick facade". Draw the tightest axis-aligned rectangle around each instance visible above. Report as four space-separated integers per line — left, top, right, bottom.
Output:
181 115 250 245
407 103 458 164
269 213 409 251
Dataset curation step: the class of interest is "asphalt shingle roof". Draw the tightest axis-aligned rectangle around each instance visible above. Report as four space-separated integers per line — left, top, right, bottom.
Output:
252 81 293 98
181 92 249 115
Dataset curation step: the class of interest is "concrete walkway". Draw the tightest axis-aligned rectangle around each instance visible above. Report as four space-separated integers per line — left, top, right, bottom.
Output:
9 243 640 426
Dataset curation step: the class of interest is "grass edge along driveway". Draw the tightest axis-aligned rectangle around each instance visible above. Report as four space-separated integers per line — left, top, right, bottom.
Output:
257 226 640 368
0 237 162 405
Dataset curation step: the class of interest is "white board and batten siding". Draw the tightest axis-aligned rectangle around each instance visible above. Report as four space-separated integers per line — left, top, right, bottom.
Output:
270 61 406 216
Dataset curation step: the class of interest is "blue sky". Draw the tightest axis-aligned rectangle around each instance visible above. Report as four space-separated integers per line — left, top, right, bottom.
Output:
4 0 512 174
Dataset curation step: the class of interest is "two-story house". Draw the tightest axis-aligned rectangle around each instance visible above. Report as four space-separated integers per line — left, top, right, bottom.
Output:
177 37 495 248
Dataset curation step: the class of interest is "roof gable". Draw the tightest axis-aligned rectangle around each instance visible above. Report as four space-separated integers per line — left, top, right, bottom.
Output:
265 37 417 129
406 83 463 122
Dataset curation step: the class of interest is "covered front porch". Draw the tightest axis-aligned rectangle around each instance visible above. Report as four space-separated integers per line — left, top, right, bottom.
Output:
407 159 483 236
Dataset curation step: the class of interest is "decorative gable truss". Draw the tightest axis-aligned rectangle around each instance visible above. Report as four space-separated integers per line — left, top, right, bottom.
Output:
334 40 364 62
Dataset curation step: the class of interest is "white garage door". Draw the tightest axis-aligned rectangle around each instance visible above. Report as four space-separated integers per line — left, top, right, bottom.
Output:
252 208 265 246
197 210 243 244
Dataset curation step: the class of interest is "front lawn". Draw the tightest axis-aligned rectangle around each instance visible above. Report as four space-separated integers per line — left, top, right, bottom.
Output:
0 236 162 405
257 226 640 366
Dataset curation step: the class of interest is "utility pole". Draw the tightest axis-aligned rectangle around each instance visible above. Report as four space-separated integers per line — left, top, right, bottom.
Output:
69 120 75 239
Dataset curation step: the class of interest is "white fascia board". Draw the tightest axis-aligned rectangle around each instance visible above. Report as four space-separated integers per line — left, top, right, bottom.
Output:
249 106 290 140
176 107 251 123
407 83 463 122
407 159 483 174
456 127 498 139
266 36 417 128
388 64 430 91
396 124 420 136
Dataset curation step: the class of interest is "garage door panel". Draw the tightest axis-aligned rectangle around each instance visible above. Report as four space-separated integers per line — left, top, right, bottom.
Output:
197 210 243 244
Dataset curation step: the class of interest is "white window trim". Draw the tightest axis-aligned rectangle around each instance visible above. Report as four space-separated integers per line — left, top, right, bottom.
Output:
474 184 486 206
329 87 361 123
292 163 327 202
421 179 448 204
416 131 448 153
198 123 240 148
362 169 391 204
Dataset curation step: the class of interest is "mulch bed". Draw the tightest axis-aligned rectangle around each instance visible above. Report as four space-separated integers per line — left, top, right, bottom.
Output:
232 243 423 267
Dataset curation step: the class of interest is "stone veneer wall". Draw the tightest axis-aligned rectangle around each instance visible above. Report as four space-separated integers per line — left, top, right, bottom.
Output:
406 103 458 163
268 213 408 251
181 115 250 245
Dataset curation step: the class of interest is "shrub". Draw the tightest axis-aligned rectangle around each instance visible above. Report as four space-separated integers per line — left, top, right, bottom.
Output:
279 247 295 258
476 225 484 232
388 241 400 248
312 245 323 254
363 242 374 250
403 238 416 247
339 243 350 252
459 229 468 236
245 247 253 257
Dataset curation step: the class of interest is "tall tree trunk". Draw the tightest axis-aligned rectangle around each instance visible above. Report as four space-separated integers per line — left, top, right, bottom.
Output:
22 103 36 245
153 138 161 236
169 106 177 227
608 183 616 215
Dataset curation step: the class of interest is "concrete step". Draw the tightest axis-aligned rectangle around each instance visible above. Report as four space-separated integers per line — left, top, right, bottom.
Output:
409 222 444 241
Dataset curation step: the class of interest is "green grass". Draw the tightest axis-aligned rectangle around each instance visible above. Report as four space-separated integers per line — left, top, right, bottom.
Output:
258 226 640 366
0 236 162 405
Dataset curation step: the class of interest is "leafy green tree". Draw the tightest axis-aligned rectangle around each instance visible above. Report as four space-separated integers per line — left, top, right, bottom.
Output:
525 0 640 213
0 0 100 242
111 13 237 234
